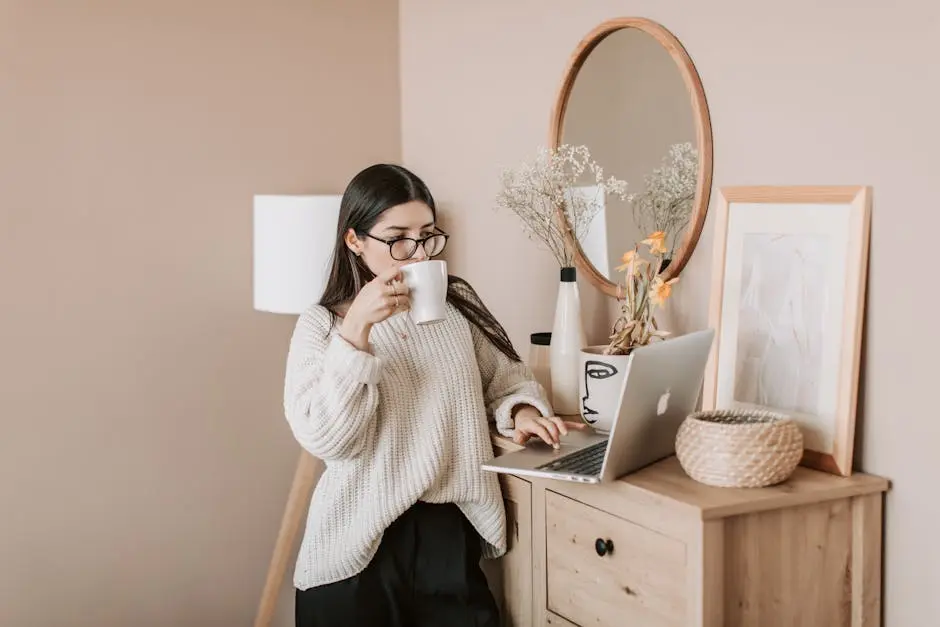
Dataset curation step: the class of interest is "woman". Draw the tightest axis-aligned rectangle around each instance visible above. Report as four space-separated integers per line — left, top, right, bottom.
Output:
283 163 584 627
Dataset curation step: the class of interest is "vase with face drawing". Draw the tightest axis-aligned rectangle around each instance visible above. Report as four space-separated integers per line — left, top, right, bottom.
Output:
578 346 633 432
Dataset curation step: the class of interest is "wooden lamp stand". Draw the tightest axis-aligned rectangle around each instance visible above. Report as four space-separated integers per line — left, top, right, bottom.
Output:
253 451 324 627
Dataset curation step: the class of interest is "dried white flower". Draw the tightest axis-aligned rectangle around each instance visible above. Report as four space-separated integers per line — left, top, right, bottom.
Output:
629 142 699 257
495 145 629 266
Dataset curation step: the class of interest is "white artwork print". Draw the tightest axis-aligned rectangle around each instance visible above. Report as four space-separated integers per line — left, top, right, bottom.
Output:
733 233 827 416
571 185 611 278
716 203 852 454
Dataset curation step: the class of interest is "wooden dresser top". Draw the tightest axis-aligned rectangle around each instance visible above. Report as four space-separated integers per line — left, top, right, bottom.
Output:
490 429 889 520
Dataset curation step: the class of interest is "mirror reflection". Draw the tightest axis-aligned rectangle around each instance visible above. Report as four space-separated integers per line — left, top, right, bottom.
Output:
562 27 699 279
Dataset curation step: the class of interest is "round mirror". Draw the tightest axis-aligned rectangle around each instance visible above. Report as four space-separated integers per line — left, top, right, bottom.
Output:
550 18 713 297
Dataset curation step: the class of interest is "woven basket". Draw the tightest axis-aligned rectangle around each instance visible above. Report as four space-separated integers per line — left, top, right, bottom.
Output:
675 409 804 488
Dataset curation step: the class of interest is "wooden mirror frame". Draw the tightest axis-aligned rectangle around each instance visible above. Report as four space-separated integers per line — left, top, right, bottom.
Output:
549 17 714 297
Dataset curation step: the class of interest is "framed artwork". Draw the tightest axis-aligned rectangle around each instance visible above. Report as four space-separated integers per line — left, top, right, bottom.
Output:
702 186 871 476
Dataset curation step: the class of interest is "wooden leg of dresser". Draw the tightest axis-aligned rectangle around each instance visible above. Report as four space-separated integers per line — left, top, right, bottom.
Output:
530 481 548 626
851 493 883 627
688 519 724 627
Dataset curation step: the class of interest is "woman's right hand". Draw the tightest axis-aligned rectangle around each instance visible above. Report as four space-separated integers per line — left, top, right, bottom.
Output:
340 266 410 351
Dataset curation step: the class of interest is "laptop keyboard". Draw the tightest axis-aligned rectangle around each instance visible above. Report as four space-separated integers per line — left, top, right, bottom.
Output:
535 441 608 476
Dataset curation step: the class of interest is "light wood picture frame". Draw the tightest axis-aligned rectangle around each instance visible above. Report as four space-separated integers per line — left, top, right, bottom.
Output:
703 186 871 476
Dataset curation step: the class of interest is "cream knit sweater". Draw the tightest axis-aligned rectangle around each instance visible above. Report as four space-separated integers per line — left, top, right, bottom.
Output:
283 290 552 590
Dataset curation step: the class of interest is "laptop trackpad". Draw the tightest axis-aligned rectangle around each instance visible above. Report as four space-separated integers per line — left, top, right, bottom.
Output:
525 428 605 451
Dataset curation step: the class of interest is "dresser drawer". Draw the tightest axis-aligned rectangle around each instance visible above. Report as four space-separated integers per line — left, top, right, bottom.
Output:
545 490 686 626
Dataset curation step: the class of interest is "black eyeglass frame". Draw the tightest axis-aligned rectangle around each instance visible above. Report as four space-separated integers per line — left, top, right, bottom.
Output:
361 227 450 261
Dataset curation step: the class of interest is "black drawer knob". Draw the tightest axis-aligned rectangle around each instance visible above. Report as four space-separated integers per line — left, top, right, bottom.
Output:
594 538 614 557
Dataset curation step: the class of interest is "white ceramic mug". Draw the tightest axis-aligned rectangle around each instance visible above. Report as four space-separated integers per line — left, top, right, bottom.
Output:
400 260 448 325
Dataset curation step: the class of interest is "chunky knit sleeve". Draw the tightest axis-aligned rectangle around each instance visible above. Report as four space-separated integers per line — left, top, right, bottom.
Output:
452 280 553 438
283 306 382 461
470 324 553 437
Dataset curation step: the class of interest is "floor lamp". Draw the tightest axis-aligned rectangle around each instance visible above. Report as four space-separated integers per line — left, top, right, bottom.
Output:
252 194 341 627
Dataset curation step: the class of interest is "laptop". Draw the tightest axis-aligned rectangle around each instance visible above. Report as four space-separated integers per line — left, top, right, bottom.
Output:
482 328 715 484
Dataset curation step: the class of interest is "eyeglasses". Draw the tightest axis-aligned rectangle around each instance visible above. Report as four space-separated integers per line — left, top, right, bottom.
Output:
363 228 449 261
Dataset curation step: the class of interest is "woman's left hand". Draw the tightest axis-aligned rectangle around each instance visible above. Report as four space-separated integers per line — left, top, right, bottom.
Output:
512 407 587 449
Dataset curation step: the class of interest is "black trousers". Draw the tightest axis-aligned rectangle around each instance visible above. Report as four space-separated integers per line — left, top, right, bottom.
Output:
295 501 501 627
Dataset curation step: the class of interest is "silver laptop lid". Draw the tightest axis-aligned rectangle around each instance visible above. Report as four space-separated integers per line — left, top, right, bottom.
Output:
599 328 716 481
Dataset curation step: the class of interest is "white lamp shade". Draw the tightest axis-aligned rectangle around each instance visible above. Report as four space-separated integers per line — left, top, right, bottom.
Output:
253 194 342 314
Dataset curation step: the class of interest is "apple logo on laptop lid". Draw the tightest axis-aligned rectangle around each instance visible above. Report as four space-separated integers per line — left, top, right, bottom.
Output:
656 388 671 416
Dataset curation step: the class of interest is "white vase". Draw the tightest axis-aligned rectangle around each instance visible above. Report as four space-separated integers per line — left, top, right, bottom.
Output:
578 346 633 432
550 267 585 416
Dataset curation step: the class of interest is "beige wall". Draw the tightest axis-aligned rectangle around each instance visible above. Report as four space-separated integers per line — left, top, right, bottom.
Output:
0 1 399 625
401 0 940 624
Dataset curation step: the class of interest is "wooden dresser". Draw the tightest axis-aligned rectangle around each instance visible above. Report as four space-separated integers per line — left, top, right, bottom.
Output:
484 429 889 627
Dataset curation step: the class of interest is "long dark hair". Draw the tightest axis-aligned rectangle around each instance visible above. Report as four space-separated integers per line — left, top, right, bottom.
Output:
319 163 521 362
